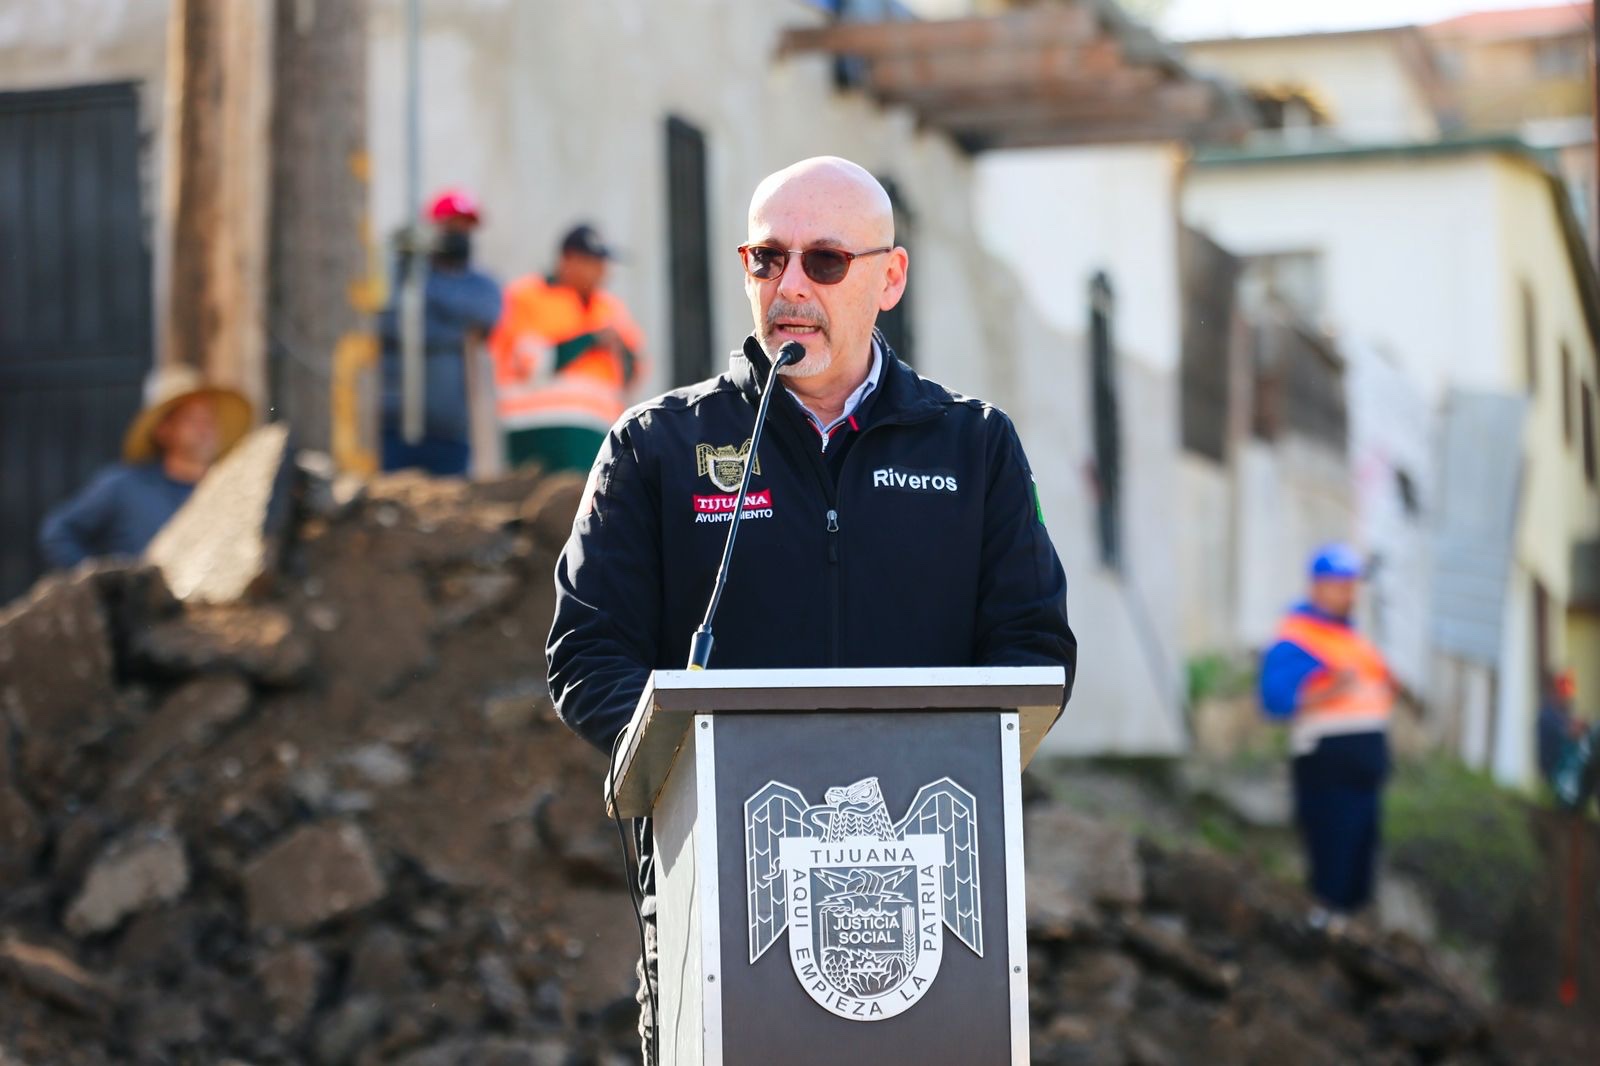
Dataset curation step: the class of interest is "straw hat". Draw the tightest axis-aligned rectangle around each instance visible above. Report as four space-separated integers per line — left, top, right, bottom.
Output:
122 363 254 464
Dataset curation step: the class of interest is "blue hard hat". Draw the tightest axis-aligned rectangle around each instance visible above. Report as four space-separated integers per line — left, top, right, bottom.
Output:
1310 543 1363 580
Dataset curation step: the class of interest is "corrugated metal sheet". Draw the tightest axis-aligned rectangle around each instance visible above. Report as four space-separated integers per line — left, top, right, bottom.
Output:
1430 390 1527 664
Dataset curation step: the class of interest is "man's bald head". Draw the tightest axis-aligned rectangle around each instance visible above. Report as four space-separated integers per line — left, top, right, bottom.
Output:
748 156 895 247
742 156 908 388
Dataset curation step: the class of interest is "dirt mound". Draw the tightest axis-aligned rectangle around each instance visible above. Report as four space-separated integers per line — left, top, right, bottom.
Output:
0 466 1594 1064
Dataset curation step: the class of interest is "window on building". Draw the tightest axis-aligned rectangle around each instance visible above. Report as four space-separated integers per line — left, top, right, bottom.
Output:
1089 272 1122 571
1562 342 1574 445
1534 37 1587 79
665 116 714 387
1584 381 1598 487
1396 468 1420 518
1238 250 1324 324
875 176 913 366
1179 227 1240 463
1521 281 1537 394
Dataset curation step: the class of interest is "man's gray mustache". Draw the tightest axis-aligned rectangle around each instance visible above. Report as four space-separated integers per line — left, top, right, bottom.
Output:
764 303 829 335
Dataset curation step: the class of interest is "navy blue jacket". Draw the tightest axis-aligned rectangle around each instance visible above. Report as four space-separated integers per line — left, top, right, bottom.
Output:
547 337 1077 755
378 262 502 444
39 463 195 569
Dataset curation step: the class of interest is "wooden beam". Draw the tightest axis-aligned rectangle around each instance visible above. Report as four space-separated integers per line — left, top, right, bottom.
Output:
866 39 1141 100
162 0 273 407
969 114 1249 150
779 5 1099 60
877 65 1165 113
934 82 1217 132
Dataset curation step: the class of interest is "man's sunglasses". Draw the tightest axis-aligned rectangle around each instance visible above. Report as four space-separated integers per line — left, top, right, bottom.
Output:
738 243 892 285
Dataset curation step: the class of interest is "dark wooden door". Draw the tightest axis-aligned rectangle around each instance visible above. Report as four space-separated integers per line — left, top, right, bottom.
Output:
0 82 151 604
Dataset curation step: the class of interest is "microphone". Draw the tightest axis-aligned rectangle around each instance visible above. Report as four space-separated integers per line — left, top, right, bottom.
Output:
687 340 807 669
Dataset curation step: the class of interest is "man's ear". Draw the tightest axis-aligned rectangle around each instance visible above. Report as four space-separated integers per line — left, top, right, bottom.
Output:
878 247 909 312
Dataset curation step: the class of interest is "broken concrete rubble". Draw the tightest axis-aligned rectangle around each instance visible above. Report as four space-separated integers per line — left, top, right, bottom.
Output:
256 941 324 1033
0 936 112 1021
243 822 387 931
0 569 126 796
0 465 1592 1065
63 828 189 936
113 673 253 790
146 423 296 604
132 603 314 686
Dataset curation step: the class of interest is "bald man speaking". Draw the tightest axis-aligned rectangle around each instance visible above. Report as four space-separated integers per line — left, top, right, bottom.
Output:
546 157 1076 1061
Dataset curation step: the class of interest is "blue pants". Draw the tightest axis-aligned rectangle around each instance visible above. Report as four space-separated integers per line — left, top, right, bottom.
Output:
381 427 470 477
1292 732 1389 913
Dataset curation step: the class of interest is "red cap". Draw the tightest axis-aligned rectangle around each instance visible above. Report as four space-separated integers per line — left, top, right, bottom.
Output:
426 187 480 225
1554 670 1577 699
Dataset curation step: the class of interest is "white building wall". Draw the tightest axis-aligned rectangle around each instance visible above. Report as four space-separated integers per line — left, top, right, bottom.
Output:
367 0 1012 408
1490 161 1600 785
1495 562 1535 785
1176 455 1236 655
1346 338 1435 695
1188 149 1600 785
1235 435 1356 648
974 146 1188 754
973 146 1187 373
1183 34 1440 143
1186 156 1507 406
1494 162 1600 597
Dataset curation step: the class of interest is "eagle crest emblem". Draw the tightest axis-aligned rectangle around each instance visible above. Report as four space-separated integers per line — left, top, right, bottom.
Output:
744 776 981 1021
696 440 759 492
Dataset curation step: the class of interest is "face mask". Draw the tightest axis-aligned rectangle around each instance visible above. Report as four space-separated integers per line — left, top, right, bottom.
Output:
434 230 473 263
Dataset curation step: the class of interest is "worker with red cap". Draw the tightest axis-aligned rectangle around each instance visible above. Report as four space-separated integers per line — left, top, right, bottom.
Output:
378 187 502 476
1260 543 1394 931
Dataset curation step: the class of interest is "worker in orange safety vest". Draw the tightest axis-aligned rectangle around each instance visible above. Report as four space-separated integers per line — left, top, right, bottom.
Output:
488 224 646 474
1260 543 1394 929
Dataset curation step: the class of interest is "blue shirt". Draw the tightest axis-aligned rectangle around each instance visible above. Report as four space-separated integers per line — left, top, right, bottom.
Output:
378 263 502 444
39 463 196 569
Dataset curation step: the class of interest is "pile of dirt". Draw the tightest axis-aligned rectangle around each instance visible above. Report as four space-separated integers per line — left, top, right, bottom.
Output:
0 466 1594 1065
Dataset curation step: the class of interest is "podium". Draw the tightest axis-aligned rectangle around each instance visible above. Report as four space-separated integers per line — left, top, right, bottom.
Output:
610 666 1066 1066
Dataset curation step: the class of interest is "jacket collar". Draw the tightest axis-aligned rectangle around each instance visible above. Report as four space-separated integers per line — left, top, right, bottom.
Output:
1291 601 1353 628
727 332 943 425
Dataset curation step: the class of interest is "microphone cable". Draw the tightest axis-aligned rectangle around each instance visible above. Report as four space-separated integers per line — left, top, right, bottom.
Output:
606 724 658 1064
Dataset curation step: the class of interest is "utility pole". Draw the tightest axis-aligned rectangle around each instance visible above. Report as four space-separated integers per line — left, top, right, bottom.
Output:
399 0 427 445
269 0 371 457
162 0 273 401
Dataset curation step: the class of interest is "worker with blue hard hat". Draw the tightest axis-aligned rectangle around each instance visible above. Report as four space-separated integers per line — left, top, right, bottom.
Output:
1259 542 1394 932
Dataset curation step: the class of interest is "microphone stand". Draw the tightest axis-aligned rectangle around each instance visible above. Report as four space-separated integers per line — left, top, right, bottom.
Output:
687 341 804 669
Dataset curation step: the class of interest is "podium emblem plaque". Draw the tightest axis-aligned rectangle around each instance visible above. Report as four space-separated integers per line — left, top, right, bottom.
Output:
746 776 981 1020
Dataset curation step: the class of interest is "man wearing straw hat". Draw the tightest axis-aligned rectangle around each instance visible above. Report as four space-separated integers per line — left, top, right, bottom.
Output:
39 365 252 569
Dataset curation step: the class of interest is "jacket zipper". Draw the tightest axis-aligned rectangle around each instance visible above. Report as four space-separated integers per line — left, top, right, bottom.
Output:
761 369 942 668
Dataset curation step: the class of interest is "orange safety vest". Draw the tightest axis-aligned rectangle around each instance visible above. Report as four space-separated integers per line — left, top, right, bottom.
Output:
488 275 646 433
1276 613 1393 755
